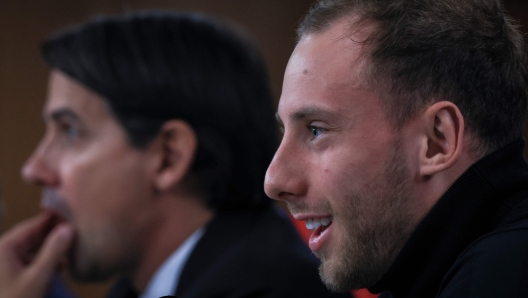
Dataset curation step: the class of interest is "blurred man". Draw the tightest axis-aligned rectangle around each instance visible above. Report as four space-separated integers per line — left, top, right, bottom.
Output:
0 11 351 298
265 0 528 297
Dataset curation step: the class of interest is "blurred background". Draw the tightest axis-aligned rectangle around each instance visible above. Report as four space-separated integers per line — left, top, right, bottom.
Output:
0 0 527 297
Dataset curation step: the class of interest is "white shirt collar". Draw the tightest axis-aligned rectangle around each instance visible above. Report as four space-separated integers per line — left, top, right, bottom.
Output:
139 227 205 298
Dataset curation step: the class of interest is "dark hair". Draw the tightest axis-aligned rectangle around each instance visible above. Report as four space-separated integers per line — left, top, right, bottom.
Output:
298 0 528 156
41 11 277 211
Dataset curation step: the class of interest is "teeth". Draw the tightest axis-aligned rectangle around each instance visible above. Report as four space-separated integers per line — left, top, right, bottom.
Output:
305 217 332 230
306 218 314 230
313 218 321 228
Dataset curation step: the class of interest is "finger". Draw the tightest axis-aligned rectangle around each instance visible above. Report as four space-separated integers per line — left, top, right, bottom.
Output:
25 223 74 290
0 213 52 249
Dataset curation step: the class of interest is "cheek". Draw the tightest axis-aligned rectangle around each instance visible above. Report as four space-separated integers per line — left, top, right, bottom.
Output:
59 150 151 225
317 148 374 186
311 159 352 208
314 148 388 212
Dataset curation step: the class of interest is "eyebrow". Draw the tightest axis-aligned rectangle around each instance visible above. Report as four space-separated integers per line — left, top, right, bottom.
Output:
44 108 81 123
276 106 340 124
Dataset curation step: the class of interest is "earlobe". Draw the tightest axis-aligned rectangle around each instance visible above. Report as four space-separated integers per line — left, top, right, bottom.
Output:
155 120 197 191
419 101 464 177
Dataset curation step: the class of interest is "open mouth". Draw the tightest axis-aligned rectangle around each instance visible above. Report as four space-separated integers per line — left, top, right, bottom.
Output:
305 217 333 232
304 217 333 251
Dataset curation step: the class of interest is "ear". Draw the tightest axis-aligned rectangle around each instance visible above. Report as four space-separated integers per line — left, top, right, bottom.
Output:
419 101 465 177
154 120 197 192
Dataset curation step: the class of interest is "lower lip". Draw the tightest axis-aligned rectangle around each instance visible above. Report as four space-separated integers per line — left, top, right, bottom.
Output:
308 223 332 251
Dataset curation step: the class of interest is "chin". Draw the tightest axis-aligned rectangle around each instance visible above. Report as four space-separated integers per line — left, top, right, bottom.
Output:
68 259 114 283
316 245 351 292
317 244 389 292
320 269 350 292
67 241 113 282
319 261 377 292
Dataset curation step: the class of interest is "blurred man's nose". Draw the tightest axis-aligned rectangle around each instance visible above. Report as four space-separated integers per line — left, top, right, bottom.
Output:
21 147 58 187
264 143 307 202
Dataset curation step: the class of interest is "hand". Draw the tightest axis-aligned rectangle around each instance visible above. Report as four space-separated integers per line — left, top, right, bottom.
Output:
0 213 74 298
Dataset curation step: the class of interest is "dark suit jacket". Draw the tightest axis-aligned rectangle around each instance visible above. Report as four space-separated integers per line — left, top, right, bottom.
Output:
107 205 352 298
176 206 351 298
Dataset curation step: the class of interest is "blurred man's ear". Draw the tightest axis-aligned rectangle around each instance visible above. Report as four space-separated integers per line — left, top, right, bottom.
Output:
419 101 465 177
153 120 197 192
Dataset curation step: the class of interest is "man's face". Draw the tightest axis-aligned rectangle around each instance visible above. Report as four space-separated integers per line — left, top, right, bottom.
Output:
264 21 421 291
22 70 158 281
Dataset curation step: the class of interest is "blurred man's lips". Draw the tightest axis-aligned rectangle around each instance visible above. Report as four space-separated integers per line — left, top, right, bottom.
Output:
40 204 67 223
40 188 72 222
47 210 67 224
42 209 77 268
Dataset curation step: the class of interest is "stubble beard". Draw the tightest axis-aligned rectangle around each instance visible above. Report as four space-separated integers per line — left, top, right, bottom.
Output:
319 138 419 292
68 234 113 282
68 228 137 283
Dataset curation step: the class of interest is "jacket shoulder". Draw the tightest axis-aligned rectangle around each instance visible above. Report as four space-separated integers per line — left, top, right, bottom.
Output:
438 223 528 298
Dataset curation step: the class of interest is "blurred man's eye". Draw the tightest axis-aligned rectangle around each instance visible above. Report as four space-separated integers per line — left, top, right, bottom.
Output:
65 126 78 141
57 123 79 143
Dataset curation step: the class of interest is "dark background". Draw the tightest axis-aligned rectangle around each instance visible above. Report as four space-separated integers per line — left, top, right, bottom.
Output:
1 0 527 296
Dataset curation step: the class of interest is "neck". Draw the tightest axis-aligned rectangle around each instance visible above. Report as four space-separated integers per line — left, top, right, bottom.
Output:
131 193 214 292
416 148 477 219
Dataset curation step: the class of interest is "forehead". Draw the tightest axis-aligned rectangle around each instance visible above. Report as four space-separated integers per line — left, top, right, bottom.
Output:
279 19 375 118
45 70 112 123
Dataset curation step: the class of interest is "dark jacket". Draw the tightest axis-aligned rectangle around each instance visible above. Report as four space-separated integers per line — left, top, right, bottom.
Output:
108 205 352 298
370 140 528 298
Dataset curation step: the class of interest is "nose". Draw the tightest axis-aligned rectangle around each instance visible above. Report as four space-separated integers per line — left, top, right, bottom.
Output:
21 144 59 187
264 141 307 202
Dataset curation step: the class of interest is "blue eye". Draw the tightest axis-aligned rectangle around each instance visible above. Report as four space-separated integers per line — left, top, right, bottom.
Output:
310 126 325 139
63 126 79 141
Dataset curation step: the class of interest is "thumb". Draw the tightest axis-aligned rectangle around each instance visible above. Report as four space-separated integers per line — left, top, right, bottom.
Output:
25 224 74 291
